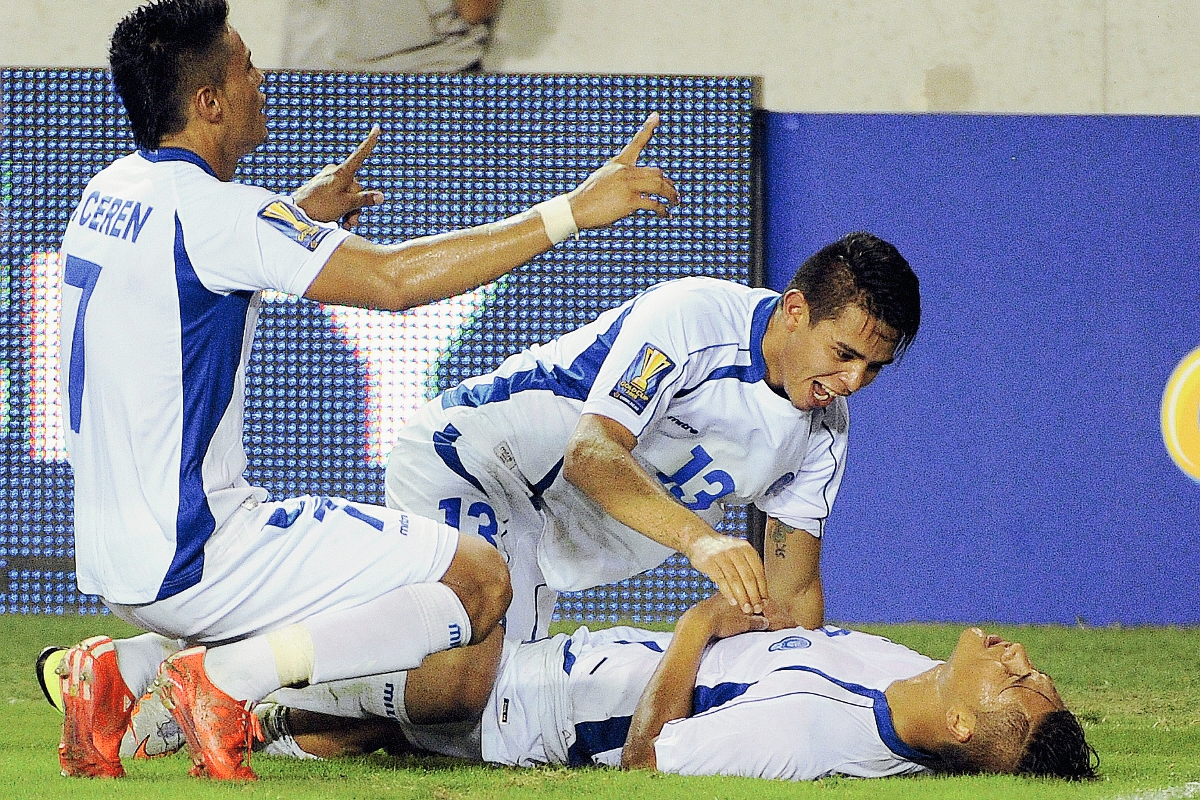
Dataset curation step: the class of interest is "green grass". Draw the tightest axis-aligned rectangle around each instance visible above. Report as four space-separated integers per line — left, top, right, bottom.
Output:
2 614 1198 799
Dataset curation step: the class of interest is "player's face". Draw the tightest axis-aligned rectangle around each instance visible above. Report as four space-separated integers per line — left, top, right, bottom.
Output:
217 27 268 156
944 627 1066 733
766 292 899 412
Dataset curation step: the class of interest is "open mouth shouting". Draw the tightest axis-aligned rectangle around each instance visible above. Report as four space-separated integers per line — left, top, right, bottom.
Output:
811 381 836 407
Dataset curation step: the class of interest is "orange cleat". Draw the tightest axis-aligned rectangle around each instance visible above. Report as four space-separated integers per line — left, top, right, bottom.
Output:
123 690 186 759
57 636 136 778
154 647 261 780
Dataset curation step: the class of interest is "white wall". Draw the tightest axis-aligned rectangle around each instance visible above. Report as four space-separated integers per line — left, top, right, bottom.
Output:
5 0 1199 112
4 1 287 72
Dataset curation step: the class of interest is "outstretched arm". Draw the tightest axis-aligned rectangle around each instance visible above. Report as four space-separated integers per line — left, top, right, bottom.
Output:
563 413 768 615
298 115 678 311
621 596 768 771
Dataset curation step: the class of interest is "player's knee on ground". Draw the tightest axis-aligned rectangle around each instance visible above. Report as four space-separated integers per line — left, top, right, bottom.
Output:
438 534 511 644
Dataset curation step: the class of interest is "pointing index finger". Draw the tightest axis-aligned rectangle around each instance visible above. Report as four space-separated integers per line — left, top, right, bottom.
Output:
336 124 382 178
611 112 660 167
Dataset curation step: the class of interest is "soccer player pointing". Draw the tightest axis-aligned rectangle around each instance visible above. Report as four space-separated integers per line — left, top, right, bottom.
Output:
56 0 675 781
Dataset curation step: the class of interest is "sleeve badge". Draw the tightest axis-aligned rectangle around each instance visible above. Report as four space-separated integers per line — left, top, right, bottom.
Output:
259 200 334 252
609 343 675 414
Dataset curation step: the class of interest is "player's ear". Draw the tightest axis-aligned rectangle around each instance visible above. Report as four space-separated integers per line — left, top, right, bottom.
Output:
193 84 223 125
781 289 810 331
946 706 975 743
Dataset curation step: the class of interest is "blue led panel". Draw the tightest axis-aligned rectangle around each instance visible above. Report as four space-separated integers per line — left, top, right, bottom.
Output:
0 70 754 622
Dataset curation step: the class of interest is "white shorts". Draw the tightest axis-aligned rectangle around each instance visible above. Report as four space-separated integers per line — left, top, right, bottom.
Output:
479 625 671 767
106 494 458 643
386 400 557 643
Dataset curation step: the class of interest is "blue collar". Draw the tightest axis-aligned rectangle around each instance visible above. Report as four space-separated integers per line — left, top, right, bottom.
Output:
138 147 219 179
772 664 935 765
747 294 779 383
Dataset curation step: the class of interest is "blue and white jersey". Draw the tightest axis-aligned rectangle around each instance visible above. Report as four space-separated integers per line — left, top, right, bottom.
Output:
477 624 935 780
437 277 849 591
58 149 349 603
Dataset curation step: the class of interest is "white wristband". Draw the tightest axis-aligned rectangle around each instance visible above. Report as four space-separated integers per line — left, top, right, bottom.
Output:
532 195 578 245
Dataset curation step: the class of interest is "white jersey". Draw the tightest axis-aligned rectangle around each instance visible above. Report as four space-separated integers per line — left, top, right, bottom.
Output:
433 277 849 591
394 624 936 780
59 149 349 603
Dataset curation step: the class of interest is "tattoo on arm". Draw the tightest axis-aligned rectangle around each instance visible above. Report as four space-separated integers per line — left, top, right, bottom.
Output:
770 521 797 559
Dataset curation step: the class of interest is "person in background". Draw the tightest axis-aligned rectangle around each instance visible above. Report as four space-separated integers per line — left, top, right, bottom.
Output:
281 0 501 73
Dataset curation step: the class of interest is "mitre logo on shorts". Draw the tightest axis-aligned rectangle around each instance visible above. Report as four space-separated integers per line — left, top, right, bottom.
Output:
768 635 812 651
610 343 674 414
259 200 333 251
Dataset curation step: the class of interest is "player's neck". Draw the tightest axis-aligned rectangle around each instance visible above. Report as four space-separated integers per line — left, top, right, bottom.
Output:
156 129 239 182
759 308 786 391
885 666 951 754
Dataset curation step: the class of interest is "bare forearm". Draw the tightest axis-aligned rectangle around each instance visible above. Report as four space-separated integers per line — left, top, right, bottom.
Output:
621 616 711 770
782 578 824 629
564 432 715 554
764 518 824 629
307 212 548 310
623 597 769 770
565 414 767 612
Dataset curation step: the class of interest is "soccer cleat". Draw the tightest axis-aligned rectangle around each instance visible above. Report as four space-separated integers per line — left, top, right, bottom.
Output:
121 690 186 759
57 636 136 778
154 647 261 780
35 646 67 714
254 702 321 760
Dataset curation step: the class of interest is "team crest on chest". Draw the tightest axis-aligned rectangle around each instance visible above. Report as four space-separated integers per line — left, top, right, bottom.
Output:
611 343 675 414
769 635 812 651
259 200 333 251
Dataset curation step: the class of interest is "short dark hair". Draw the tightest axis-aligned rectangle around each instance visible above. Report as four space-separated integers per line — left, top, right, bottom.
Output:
1015 710 1100 781
109 0 231 150
932 706 1028 776
785 232 921 358
932 708 1099 780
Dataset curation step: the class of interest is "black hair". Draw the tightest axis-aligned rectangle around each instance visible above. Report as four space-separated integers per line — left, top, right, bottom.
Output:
784 232 921 358
109 0 231 149
1015 710 1100 781
932 707 1099 780
931 706 1028 776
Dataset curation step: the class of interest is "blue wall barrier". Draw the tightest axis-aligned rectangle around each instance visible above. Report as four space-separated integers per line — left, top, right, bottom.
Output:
764 113 1200 624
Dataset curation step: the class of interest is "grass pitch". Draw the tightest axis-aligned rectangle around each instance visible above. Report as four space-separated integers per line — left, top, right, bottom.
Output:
1 613 1197 799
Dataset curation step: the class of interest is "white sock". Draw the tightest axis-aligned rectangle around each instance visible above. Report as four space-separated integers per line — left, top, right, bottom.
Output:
202 636 280 702
199 583 468 702
113 633 183 696
307 582 471 684
269 671 410 723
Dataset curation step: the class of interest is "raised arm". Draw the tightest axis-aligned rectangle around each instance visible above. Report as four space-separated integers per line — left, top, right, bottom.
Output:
763 516 824 630
563 413 768 614
298 115 678 311
621 596 767 770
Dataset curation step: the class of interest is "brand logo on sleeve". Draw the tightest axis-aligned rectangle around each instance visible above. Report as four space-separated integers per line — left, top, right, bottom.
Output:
610 343 674 414
765 472 796 497
768 635 812 651
259 200 333 251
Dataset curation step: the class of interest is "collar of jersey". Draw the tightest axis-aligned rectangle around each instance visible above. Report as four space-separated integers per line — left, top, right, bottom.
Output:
771 664 934 765
747 294 778 382
138 147 218 179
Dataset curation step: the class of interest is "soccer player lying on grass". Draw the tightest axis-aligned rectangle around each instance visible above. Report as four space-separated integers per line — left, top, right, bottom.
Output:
44 597 1097 780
